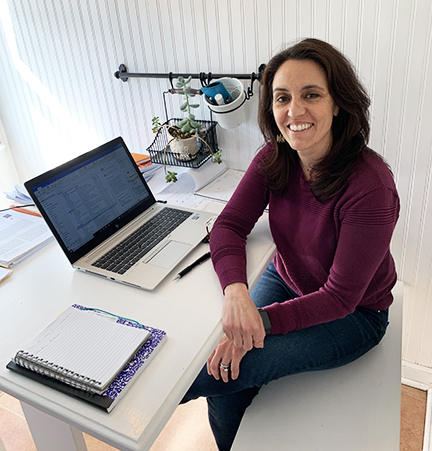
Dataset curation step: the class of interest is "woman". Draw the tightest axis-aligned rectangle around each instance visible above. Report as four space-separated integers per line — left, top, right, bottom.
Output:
182 38 399 451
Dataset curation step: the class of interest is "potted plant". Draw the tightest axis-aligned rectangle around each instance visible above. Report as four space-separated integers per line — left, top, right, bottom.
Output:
151 76 222 183
167 75 202 160
151 75 203 163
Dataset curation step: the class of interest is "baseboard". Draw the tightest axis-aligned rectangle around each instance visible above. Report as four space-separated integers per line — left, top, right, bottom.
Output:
402 361 432 390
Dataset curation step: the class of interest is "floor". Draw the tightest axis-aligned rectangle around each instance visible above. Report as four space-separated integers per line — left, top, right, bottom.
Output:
0 384 427 451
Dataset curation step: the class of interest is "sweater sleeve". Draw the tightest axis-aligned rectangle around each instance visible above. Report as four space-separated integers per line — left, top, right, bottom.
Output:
265 183 400 335
210 150 270 292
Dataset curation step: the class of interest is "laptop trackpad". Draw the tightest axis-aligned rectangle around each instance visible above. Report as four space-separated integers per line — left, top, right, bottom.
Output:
147 241 192 269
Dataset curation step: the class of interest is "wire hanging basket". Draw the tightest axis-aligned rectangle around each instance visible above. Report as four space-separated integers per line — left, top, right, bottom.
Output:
146 119 218 168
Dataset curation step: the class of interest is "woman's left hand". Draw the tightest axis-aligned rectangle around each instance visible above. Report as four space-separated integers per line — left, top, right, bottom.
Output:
207 334 248 383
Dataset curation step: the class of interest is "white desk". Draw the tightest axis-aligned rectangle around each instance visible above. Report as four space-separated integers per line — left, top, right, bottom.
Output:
0 203 275 451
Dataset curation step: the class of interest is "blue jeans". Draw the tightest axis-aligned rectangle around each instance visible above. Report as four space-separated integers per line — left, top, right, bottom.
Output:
181 262 389 451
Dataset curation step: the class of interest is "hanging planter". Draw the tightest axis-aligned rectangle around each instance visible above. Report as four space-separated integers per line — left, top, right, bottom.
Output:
148 75 222 182
147 118 221 183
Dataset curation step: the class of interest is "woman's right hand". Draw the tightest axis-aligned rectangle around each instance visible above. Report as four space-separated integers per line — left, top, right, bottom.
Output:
222 282 266 351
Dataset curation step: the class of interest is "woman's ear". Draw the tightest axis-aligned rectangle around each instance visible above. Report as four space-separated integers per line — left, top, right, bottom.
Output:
333 104 340 117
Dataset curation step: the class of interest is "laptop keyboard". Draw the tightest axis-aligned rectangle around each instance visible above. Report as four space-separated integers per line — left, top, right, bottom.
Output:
92 208 193 275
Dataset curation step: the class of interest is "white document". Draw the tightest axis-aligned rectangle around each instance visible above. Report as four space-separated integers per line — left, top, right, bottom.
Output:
149 159 227 194
4 183 33 204
151 176 214 210
0 209 53 267
195 169 245 202
149 165 246 211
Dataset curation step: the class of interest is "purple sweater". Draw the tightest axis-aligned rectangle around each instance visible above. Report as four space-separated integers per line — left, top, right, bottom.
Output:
210 145 400 335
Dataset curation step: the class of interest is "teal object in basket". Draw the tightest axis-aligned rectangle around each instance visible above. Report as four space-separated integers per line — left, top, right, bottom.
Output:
201 81 234 105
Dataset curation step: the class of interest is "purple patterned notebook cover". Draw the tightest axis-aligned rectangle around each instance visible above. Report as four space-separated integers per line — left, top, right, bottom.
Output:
72 304 166 401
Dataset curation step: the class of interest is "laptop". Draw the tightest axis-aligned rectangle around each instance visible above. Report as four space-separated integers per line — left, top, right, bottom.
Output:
24 137 215 290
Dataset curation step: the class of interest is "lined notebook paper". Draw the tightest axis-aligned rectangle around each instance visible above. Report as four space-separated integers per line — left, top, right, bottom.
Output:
12 306 150 394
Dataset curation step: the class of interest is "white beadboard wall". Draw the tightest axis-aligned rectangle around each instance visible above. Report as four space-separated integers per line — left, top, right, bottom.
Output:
1 0 432 381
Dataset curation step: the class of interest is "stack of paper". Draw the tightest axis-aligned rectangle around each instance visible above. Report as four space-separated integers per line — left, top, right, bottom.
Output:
130 152 162 182
4 184 32 204
140 163 162 182
0 209 53 268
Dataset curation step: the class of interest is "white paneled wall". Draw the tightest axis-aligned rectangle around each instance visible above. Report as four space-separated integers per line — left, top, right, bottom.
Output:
1 0 432 380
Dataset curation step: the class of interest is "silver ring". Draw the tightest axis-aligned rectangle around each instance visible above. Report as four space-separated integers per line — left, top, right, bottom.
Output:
220 363 230 372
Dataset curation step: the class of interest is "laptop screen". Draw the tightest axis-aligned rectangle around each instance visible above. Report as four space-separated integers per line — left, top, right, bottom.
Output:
25 137 156 263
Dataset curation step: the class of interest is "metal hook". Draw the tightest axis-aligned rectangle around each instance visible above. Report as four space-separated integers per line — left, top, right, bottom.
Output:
199 72 207 87
246 73 255 100
246 64 266 99
168 72 175 90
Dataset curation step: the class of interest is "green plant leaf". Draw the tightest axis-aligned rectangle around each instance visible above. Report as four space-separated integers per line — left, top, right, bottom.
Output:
190 104 200 108
177 118 188 127
181 123 192 133
188 113 196 120
185 75 192 84
190 120 201 129
175 82 183 88
166 171 178 183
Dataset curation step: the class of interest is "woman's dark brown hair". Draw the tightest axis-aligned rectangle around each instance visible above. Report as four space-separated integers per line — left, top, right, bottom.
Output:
258 38 373 201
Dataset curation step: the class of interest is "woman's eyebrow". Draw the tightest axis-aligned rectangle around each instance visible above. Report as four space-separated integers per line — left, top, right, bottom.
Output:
272 85 326 94
302 84 326 92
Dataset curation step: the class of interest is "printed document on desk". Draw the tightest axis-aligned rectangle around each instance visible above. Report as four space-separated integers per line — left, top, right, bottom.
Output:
149 161 245 210
150 159 228 195
0 209 53 268
195 169 245 202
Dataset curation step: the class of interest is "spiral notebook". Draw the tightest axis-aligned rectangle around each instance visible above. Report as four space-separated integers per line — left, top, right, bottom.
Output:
7 305 166 412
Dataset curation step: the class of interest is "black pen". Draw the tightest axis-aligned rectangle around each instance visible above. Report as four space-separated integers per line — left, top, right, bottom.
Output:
174 252 211 280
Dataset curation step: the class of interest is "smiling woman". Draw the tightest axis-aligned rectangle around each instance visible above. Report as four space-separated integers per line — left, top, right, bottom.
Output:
259 38 371 201
181 38 400 451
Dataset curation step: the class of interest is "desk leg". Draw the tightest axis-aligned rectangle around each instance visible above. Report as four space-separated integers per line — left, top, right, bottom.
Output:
20 402 88 451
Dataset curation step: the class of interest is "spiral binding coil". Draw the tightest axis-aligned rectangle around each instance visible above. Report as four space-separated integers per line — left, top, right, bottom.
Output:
14 351 102 393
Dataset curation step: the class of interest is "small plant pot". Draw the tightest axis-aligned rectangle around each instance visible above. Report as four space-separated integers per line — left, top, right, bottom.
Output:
166 127 198 161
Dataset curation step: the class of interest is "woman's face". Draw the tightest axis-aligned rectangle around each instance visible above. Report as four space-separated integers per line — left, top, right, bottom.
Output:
272 59 339 161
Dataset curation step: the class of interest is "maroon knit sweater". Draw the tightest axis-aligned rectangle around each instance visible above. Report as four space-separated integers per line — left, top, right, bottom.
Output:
210 145 400 335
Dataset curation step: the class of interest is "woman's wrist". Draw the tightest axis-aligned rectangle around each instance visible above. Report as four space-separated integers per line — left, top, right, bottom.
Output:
224 282 248 296
257 308 272 335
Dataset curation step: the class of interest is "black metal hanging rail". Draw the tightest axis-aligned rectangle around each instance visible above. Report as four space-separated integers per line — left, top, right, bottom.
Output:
114 63 267 98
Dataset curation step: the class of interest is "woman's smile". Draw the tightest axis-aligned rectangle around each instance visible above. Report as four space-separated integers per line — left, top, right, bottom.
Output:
288 123 313 131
